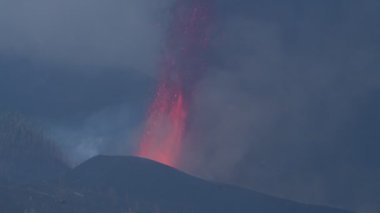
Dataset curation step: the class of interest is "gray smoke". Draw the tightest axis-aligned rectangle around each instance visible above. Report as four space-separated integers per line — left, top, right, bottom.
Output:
0 0 379 212
0 0 173 73
0 0 174 164
183 1 380 212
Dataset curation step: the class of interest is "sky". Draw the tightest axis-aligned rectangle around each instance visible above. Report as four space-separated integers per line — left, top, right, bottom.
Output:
0 0 379 212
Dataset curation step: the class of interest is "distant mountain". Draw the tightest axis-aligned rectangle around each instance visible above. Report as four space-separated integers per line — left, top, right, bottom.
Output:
0 155 353 213
0 113 68 184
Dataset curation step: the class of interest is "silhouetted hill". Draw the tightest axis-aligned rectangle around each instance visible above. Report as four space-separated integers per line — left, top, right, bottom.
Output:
0 154 353 212
60 155 352 213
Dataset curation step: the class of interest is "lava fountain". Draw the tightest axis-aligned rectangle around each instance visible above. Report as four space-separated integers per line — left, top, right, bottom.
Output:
136 0 213 167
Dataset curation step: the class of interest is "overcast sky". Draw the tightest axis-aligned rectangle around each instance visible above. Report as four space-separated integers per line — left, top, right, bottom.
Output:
0 0 379 212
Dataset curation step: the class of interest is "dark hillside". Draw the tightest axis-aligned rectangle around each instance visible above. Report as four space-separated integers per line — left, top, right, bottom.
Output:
0 154 353 213
0 113 68 184
62 155 352 213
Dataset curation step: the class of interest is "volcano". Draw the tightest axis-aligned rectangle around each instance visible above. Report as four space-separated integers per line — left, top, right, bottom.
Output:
0 155 352 213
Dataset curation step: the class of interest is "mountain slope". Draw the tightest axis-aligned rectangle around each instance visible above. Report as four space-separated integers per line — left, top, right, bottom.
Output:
61 155 352 213
0 113 68 185
0 154 353 212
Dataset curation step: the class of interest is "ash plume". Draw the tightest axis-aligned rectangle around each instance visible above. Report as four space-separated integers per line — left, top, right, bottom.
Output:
0 0 378 212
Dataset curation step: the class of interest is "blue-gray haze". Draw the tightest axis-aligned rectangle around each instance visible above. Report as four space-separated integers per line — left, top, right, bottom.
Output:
0 0 379 212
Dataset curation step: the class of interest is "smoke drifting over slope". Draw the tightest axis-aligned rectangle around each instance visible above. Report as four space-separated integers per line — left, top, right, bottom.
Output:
0 0 379 212
0 113 68 183
182 2 380 212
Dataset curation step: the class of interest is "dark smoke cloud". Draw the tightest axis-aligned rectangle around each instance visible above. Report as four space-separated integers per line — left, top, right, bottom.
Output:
0 0 173 73
0 0 173 163
183 1 380 212
0 0 379 213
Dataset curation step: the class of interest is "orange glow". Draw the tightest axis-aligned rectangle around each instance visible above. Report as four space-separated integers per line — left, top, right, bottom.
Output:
137 82 188 167
136 0 212 167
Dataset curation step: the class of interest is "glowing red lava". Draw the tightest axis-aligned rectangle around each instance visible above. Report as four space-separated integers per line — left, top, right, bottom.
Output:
137 0 212 167
137 81 188 166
